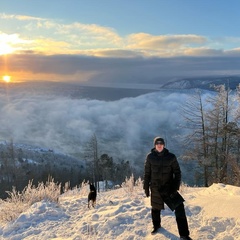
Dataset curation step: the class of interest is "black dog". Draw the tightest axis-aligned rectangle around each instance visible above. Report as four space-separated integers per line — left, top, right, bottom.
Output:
88 183 97 208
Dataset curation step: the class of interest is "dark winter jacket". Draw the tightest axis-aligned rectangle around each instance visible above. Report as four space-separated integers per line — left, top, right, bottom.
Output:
144 147 181 210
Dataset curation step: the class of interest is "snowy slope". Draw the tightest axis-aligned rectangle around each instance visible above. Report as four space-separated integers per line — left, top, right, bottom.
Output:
0 183 240 240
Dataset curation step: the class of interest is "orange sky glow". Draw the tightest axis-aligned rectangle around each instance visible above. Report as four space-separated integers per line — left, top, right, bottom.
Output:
1 6 240 85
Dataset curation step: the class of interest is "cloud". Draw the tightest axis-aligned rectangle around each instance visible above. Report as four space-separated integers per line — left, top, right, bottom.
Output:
0 14 123 54
61 22 123 47
1 13 240 58
183 48 225 56
0 13 43 21
0 88 193 167
1 13 240 84
127 33 207 49
2 53 240 84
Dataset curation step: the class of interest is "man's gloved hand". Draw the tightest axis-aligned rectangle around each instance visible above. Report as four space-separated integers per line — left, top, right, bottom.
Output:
170 191 178 199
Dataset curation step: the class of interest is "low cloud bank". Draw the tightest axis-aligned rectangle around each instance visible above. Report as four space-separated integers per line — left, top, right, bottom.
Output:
0 89 209 172
2 54 240 84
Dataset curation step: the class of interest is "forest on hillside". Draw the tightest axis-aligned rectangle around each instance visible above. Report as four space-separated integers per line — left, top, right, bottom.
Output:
0 136 132 199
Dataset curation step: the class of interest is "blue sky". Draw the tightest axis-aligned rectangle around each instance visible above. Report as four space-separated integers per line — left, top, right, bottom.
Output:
1 0 240 85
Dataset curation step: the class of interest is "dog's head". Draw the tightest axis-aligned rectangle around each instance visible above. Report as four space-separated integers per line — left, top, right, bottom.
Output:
89 183 96 191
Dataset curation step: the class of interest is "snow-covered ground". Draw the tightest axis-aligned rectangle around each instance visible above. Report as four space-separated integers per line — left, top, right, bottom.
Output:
0 183 240 240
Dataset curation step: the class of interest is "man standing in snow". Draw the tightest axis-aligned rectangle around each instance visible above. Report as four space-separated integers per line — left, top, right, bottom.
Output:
144 137 192 240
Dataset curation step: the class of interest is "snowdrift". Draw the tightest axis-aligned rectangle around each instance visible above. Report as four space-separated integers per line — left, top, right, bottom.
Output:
0 183 240 240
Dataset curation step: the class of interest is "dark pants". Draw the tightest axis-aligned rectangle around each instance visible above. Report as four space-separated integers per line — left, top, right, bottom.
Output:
151 208 161 228
175 203 190 236
151 203 190 236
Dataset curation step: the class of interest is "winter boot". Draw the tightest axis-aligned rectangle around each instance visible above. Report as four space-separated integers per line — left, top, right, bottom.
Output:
180 236 193 240
151 226 161 234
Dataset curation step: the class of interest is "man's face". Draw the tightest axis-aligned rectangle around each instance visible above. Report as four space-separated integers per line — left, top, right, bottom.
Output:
155 141 164 152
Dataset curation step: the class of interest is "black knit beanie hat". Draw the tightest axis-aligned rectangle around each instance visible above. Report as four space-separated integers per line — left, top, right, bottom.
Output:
153 137 165 146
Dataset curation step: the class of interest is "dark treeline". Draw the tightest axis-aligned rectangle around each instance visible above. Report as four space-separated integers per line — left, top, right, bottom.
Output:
0 138 132 199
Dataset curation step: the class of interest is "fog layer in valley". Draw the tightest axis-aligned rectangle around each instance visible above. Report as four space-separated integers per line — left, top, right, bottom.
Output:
0 83 212 183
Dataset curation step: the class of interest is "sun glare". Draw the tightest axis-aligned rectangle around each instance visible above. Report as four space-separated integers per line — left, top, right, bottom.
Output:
2 75 11 83
0 43 14 55
0 33 18 55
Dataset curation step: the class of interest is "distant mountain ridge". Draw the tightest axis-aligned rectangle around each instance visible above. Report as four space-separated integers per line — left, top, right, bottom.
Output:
1 76 240 102
161 76 240 90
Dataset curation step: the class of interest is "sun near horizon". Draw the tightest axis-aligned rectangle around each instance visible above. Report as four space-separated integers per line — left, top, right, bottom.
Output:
2 75 12 83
